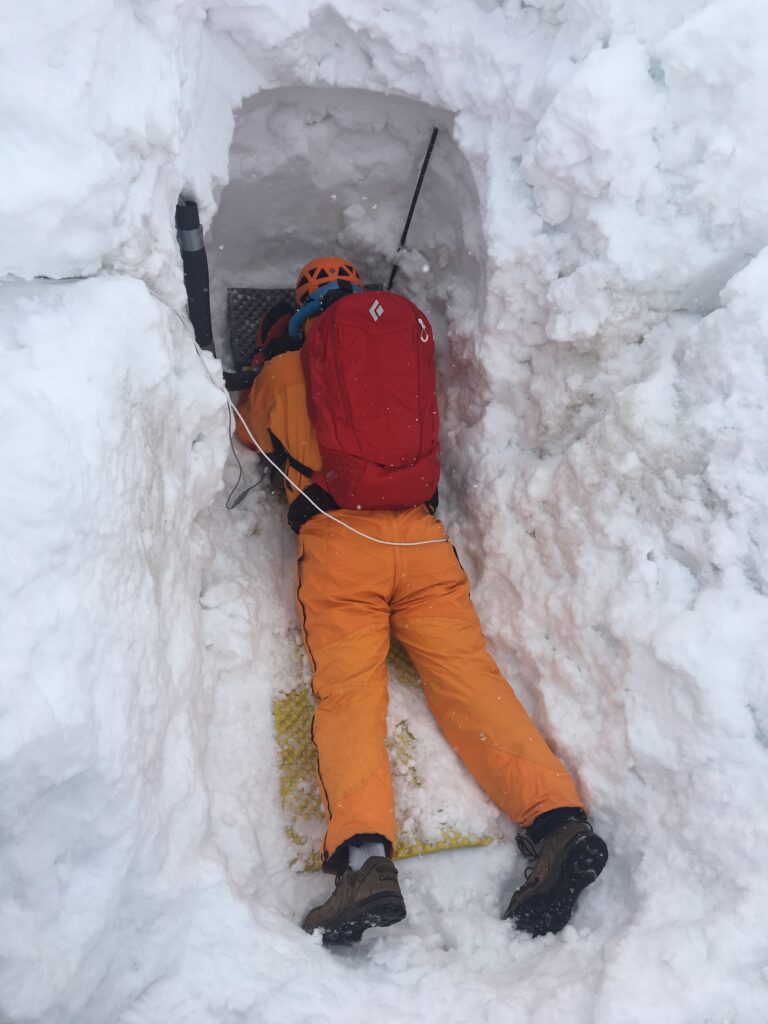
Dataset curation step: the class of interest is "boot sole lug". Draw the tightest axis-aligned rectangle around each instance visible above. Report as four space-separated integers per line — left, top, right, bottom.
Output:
320 892 407 947
506 834 608 937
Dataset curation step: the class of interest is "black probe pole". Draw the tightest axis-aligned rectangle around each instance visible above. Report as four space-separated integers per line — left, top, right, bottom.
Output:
387 127 439 292
176 197 215 354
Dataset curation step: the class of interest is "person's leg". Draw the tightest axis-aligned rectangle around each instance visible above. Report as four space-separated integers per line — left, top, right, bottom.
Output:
296 512 407 943
389 508 607 934
390 512 584 826
296 514 397 872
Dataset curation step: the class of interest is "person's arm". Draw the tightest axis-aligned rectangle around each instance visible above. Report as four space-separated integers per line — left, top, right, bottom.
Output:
235 302 296 452
234 364 275 453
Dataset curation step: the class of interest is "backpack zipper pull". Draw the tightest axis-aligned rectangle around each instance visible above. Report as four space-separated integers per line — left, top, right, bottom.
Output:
417 318 429 343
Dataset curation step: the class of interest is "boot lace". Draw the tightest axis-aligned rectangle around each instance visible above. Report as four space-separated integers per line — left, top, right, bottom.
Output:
515 832 539 878
515 819 593 878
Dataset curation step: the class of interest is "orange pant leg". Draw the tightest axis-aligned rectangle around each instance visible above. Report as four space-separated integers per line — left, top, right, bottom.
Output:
390 509 584 828
296 513 399 871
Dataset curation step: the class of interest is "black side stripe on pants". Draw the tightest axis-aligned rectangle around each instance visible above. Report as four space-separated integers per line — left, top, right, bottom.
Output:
296 544 333 844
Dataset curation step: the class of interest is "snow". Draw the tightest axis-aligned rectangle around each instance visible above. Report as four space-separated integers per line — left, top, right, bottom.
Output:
2 1 768 1022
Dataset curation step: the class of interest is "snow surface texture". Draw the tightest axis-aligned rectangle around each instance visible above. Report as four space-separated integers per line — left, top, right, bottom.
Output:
2 1 768 1022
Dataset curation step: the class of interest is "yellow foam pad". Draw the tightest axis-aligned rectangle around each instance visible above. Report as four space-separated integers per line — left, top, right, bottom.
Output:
272 641 495 871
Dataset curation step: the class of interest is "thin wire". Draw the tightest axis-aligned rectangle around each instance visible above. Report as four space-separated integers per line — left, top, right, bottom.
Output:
224 400 267 509
227 398 447 548
158 281 447 547
224 401 245 505
157 290 264 510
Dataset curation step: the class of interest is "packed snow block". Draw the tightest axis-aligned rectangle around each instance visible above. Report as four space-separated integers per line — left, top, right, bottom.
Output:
273 640 497 871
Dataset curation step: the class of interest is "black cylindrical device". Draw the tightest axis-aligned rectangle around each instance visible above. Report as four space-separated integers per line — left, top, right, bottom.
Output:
175 197 215 354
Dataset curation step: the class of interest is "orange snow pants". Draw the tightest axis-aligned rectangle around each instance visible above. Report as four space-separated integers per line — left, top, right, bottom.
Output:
295 505 584 871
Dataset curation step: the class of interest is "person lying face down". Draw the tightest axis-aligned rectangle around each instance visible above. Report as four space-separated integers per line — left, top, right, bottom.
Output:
235 254 608 946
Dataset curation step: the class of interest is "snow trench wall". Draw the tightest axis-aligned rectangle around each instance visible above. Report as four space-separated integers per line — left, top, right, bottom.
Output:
2 2 768 1023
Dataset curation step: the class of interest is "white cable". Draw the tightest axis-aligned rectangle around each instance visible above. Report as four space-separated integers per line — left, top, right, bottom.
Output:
191 338 447 548
228 397 447 547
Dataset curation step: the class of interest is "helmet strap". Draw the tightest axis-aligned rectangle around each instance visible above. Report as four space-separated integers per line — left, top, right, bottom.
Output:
305 280 361 304
289 282 362 338
288 299 322 339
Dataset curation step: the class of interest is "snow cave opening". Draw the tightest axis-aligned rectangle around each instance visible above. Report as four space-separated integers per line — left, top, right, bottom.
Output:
205 86 486 391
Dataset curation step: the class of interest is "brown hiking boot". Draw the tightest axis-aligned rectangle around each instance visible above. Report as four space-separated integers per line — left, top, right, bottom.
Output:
503 819 608 937
303 856 406 946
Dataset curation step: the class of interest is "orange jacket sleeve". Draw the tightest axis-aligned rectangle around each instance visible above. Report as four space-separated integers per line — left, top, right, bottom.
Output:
234 351 323 506
234 364 275 453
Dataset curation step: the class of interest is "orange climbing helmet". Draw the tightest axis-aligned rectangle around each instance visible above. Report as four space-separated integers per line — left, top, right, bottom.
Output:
295 255 363 306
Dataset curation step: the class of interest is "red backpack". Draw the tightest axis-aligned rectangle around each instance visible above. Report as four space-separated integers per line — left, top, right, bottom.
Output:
301 290 440 510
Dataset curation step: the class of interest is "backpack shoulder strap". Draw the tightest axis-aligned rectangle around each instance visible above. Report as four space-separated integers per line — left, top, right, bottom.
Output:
267 429 316 480
264 332 303 362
